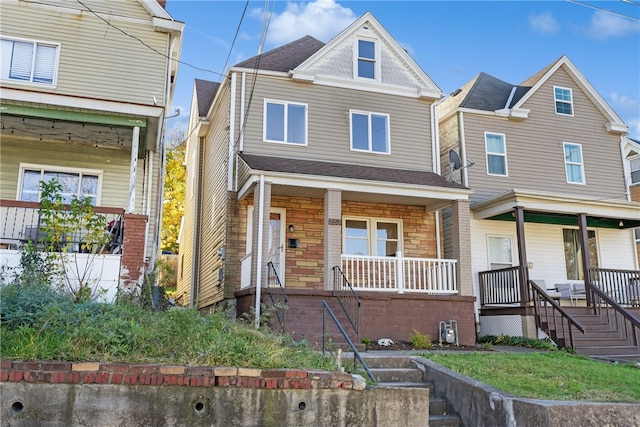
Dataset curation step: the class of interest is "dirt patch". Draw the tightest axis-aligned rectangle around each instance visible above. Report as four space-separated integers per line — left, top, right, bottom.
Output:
364 340 487 352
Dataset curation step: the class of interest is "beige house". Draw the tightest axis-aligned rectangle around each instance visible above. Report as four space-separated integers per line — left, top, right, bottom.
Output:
179 13 477 345
439 56 640 359
623 137 640 262
0 0 184 299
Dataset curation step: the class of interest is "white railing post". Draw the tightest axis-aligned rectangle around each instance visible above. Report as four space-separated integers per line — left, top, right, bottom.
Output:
396 251 404 294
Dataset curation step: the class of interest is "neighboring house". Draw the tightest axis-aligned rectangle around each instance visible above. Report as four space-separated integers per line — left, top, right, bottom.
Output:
438 56 640 339
0 0 184 299
179 13 477 345
623 137 640 263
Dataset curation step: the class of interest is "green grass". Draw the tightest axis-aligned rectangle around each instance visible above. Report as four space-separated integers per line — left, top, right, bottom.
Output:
420 351 640 403
0 282 334 371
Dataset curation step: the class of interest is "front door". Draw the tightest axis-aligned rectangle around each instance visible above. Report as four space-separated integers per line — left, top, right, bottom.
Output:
267 209 286 285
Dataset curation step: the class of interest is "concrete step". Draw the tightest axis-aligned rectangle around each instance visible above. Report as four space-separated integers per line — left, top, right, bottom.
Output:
376 381 432 390
359 355 415 369
369 367 423 383
429 396 448 415
429 414 460 427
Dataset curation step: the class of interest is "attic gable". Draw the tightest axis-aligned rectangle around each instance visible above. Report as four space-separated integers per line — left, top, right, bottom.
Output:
291 12 441 100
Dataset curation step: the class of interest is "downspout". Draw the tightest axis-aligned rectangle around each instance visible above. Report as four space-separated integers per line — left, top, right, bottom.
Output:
255 175 265 328
458 112 469 187
240 72 246 153
144 151 154 263
228 73 237 192
190 135 204 308
431 97 445 259
620 136 631 202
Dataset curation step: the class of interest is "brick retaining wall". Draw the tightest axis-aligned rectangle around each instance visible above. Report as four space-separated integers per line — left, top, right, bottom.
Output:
0 360 357 390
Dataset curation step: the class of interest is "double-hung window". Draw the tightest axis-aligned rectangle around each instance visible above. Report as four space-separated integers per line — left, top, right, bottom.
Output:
1 37 59 85
563 142 585 184
554 86 573 116
344 217 401 257
630 155 640 185
19 165 101 205
356 39 376 79
350 110 390 154
485 132 507 176
264 100 307 145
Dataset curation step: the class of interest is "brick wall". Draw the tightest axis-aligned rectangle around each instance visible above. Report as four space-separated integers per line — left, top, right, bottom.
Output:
0 360 357 390
120 213 148 288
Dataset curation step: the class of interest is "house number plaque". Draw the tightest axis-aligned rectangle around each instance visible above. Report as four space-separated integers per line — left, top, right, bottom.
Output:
328 218 341 225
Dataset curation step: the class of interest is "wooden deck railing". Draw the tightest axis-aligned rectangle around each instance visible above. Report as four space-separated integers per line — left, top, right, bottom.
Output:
478 266 525 305
589 268 640 307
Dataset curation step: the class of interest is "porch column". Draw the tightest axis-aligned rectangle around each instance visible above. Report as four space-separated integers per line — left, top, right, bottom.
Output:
251 180 272 291
127 126 140 213
450 199 472 297
324 189 342 290
514 206 529 305
120 213 148 289
577 212 592 306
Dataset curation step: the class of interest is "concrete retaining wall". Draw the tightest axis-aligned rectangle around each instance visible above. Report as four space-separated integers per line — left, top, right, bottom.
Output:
411 356 640 427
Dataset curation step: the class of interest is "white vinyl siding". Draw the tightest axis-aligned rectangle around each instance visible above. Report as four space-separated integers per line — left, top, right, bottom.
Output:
485 132 507 176
343 217 401 256
350 110 390 154
563 142 585 184
263 100 307 145
1 37 60 85
554 86 573 116
630 156 640 185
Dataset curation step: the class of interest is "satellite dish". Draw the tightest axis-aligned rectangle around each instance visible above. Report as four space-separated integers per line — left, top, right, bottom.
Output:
449 150 463 170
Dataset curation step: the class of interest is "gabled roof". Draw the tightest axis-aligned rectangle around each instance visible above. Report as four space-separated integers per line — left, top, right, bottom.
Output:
233 36 325 72
458 73 530 111
194 79 219 118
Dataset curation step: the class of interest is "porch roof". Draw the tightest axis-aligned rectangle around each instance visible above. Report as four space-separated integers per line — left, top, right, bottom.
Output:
472 189 640 229
237 153 472 210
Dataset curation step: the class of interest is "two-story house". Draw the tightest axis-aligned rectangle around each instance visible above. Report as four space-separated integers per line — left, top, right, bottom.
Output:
438 56 640 350
623 137 640 262
179 13 477 346
0 0 184 300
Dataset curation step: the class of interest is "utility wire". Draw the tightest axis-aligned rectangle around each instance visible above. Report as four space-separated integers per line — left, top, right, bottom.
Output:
567 0 640 21
220 0 251 82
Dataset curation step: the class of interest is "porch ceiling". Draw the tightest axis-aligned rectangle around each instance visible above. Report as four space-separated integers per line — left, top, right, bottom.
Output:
472 189 640 229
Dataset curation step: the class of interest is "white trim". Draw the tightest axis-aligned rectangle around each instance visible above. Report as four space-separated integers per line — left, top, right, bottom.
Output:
229 73 236 192
342 215 403 257
353 37 380 82
263 99 308 146
486 234 514 270
349 109 390 154
563 142 585 185
17 162 104 205
629 154 640 186
553 86 574 117
1 36 61 87
484 132 508 177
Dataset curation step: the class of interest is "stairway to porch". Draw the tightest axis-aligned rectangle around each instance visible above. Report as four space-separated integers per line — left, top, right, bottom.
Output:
542 306 640 363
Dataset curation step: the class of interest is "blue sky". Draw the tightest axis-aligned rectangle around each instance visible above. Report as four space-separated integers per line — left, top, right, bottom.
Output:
165 0 640 139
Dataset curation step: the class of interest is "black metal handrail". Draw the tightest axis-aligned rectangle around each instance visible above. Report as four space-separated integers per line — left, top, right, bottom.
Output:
332 266 361 340
266 262 288 334
528 280 585 350
321 300 375 383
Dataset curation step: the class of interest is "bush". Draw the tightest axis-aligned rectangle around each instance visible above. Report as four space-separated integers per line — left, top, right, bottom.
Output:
411 330 432 349
477 334 557 351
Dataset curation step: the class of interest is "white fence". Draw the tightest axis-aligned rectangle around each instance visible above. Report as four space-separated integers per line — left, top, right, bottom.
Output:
341 252 457 294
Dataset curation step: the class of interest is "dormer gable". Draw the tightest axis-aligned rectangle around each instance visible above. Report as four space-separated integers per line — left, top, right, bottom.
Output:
291 12 441 100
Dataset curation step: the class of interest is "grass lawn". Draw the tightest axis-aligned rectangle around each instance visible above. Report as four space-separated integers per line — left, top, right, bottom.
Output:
420 351 640 403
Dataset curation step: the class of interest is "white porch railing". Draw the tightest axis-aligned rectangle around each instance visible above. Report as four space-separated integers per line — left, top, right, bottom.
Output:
341 252 457 294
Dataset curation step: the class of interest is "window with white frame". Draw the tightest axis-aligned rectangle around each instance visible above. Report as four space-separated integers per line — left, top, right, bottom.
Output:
563 142 585 184
343 217 401 256
563 228 598 281
554 86 573 116
630 155 640 185
350 110 390 154
635 228 640 245
485 132 507 176
487 236 513 270
19 165 101 205
1 37 59 85
356 39 376 79
264 100 307 145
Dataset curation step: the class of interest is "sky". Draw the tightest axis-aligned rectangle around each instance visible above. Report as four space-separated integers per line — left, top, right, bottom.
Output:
164 0 640 139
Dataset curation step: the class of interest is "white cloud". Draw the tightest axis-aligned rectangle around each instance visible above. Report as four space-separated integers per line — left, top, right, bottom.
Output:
263 0 357 46
627 118 640 140
584 11 640 40
611 92 639 110
529 12 559 34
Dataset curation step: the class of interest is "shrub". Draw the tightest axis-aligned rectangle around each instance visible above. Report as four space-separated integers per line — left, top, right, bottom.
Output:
411 330 432 349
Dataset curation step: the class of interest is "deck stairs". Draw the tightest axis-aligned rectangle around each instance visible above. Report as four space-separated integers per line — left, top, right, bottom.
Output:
539 306 640 363
359 354 460 427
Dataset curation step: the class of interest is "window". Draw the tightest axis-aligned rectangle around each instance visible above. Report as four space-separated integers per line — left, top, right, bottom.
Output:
487 236 513 270
350 111 390 154
485 132 507 176
1 37 59 85
356 39 376 79
19 165 101 205
563 228 598 281
630 156 640 185
635 228 640 244
264 100 307 145
343 217 401 256
554 86 573 116
563 143 585 184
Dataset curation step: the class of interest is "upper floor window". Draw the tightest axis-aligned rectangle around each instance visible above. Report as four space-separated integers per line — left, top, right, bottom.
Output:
350 110 389 154
263 100 307 145
630 155 640 185
343 217 401 256
356 39 376 79
563 142 585 184
19 164 101 205
1 37 59 85
554 86 573 116
485 132 507 176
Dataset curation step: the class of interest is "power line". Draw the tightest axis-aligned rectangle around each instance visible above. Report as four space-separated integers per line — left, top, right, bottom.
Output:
567 0 640 21
220 0 251 82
